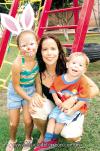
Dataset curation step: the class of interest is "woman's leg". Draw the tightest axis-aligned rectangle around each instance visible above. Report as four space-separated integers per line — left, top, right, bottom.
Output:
65 137 81 142
23 104 33 140
33 118 47 143
61 114 84 142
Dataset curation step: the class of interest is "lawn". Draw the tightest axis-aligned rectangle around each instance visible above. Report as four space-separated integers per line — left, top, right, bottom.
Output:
0 34 100 151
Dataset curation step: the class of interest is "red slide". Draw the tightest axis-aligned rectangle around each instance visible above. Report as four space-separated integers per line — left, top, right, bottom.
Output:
0 0 19 68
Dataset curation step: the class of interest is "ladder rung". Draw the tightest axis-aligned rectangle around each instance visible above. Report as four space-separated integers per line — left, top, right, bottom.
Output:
62 44 72 48
41 25 77 30
45 6 82 14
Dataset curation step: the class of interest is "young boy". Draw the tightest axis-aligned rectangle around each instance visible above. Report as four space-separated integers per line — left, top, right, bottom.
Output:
34 52 90 151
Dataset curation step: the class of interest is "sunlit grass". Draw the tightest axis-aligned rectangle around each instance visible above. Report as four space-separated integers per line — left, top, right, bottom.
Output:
0 35 100 151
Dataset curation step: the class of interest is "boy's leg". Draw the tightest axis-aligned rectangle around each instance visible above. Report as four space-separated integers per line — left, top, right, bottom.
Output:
34 119 58 151
44 118 56 141
46 118 56 134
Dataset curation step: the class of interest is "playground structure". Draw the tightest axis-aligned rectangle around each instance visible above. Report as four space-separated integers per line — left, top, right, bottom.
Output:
0 0 95 89
0 0 43 89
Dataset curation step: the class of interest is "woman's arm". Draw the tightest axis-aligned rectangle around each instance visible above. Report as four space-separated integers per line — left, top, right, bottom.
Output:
83 74 99 98
35 73 42 96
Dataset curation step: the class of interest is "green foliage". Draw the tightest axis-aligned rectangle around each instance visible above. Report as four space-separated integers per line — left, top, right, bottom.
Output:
0 4 9 13
51 0 73 9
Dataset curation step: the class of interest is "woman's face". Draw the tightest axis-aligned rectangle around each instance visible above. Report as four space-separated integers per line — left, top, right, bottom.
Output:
41 38 59 65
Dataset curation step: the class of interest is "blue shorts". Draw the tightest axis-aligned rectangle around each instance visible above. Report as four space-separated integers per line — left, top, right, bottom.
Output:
7 81 35 109
49 106 81 124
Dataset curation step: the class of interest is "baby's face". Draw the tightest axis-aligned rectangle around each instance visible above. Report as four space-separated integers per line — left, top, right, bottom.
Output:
19 32 37 58
67 55 86 78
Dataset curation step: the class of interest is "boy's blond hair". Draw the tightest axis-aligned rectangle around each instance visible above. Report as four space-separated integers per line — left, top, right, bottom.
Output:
67 52 90 67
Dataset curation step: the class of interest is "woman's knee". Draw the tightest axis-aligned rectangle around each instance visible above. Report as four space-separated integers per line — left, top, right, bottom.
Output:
65 136 81 142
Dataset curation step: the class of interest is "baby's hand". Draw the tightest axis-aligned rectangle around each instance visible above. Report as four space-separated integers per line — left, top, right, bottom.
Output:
64 108 75 116
62 95 77 110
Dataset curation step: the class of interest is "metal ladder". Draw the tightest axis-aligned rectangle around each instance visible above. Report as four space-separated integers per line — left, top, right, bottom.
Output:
37 0 94 52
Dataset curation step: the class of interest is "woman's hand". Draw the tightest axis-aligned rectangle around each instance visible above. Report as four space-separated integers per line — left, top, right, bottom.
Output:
31 93 45 107
83 74 99 98
61 95 77 111
29 102 37 114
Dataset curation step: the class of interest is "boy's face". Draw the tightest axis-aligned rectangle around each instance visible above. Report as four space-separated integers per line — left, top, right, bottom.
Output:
66 55 87 78
18 32 37 58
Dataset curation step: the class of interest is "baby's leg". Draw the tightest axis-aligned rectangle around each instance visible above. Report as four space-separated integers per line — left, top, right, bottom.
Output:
46 118 56 133
54 123 64 135
44 118 56 141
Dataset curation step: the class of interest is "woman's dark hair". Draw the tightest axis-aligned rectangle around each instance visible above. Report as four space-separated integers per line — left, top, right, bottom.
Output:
36 35 67 75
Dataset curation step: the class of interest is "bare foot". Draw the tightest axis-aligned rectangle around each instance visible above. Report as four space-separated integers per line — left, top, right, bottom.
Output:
37 135 44 144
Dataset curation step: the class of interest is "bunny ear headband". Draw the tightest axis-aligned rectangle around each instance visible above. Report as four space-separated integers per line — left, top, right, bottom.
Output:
0 4 35 35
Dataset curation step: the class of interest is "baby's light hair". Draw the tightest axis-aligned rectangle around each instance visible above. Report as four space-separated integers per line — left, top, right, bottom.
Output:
67 52 90 67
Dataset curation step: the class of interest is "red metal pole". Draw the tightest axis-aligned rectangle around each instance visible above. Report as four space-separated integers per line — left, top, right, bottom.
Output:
0 0 19 68
72 0 94 52
37 0 53 39
73 0 79 25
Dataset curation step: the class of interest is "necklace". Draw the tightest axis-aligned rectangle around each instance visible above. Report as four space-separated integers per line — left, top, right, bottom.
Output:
46 70 56 81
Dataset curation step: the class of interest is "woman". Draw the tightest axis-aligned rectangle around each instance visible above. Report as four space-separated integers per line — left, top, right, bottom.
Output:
30 35 99 144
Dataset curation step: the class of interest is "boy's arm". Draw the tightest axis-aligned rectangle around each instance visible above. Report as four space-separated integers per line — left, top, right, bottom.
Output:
50 80 62 106
65 77 90 115
52 93 62 106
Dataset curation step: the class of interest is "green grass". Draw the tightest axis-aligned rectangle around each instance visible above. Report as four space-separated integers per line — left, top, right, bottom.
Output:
0 35 100 150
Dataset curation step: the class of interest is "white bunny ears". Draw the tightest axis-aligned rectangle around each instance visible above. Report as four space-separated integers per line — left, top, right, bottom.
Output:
0 4 35 35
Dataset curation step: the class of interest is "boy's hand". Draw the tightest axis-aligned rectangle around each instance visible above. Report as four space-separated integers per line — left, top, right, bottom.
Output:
61 95 77 110
64 108 75 116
